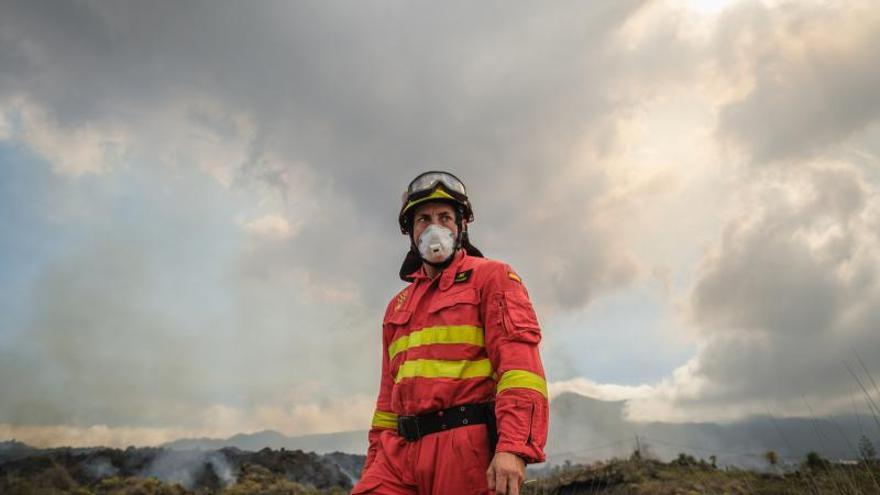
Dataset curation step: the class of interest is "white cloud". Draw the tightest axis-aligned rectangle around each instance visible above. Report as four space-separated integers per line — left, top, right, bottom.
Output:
715 0 880 162
0 97 131 177
0 423 184 449
0 394 375 448
621 161 880 422
243 214 297 241
549 377 656 402
250 395 375 437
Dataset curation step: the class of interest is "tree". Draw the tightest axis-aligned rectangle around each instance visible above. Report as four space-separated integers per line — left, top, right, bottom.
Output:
673 453 698 466
804 451 829 471
859 435 877 463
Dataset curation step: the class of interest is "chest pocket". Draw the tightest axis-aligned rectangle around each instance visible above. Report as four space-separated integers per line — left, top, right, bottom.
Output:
384 310 413 326
384 309 413 362
428 287 480 314
382 309 412 335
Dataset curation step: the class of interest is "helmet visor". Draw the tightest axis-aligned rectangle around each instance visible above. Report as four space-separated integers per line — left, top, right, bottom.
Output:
407 171 467 198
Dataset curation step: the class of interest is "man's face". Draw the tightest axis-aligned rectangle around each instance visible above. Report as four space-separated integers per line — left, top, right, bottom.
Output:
411 202 459 244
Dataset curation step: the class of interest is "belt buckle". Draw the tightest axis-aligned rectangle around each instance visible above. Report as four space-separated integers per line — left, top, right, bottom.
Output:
397 415 420 442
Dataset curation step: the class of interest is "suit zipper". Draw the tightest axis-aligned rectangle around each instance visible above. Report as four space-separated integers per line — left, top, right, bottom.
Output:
499 295 513 334
526 402 534 445
498 296 504 326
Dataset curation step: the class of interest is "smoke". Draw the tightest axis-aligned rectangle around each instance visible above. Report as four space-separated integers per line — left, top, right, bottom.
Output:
82 456 118 479
141 449 238 490
207 451 236 486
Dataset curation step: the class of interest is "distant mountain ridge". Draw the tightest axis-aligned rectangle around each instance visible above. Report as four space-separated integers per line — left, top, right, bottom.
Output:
545 392 872 467
162 429 367 455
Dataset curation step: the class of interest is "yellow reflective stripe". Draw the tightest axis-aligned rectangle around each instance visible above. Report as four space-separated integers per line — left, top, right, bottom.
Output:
403 189 456 214
388 325 484 360
395 358 493 383
496 370 548 399
371 410 398 430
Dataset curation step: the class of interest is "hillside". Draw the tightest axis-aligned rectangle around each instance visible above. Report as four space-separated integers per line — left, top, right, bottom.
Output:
0 443 364 494
3 443 877 494
537 455 880 494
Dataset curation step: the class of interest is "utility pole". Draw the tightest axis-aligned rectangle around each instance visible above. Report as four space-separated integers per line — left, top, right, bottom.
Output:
635 435 642 460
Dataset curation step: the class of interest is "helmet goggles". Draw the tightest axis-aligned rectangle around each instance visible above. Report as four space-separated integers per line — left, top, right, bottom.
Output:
406 171 467 201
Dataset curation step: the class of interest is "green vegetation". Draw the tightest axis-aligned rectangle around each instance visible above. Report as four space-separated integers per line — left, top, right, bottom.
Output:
0 462 347 495
221 464 348 495
524 453 880 494
5 451 880 494
0 445 358 494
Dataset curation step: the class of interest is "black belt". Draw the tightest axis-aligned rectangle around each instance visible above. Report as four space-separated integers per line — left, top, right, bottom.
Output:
397 402 496 443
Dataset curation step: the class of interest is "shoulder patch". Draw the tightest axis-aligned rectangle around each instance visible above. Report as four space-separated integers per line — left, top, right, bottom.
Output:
507 271 522 284
394 289 409 311
454 269 473 284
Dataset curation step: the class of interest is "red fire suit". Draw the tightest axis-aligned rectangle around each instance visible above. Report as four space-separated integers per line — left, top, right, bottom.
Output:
352 250 549 494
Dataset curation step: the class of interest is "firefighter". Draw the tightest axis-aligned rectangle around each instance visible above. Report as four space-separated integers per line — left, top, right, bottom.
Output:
352 171 549 495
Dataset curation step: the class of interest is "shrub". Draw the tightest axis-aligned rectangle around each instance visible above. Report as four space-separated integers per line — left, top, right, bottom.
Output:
804 451 830 471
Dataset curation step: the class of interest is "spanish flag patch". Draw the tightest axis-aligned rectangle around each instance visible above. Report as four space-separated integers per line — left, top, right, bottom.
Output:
507 271 522 284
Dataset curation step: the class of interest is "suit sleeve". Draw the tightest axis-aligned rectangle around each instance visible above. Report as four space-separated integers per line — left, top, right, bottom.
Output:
482 264 549 463
362 300 398 474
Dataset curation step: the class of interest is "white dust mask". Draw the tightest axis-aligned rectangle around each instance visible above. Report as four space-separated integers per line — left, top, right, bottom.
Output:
417 224 456 264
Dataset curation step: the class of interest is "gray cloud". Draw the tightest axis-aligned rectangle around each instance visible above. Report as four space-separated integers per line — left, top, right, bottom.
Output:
0 0 654 435
682 163 880 412
4 0 880 443
715 1 880 163
0 0 650 312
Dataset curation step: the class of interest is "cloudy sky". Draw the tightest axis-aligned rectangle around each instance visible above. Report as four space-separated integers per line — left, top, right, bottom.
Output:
2 0 880 448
